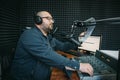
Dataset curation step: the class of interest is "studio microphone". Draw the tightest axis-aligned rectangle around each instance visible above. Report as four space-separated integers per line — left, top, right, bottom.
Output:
51 27 59 37
73 17 96 27
73 20 96 27
52 27 58 34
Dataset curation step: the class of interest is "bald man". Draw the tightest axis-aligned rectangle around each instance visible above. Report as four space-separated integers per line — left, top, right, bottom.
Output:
10 11 93 80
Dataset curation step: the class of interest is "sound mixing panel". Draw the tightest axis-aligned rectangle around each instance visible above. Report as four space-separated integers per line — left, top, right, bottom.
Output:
72 50 118 80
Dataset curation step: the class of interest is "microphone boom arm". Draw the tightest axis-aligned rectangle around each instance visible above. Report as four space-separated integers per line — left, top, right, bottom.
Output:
68 17 120 46
70 17 96 46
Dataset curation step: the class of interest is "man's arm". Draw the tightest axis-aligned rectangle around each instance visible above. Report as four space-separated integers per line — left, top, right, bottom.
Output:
51 38 78 51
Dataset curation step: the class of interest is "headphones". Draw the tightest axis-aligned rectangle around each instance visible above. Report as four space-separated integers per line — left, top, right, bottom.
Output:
33 12 42 25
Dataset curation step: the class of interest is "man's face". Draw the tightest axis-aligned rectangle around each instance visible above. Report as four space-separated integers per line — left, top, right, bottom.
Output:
40 12 54 33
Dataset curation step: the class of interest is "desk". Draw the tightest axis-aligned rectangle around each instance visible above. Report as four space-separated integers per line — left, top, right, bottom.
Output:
50 51 80 80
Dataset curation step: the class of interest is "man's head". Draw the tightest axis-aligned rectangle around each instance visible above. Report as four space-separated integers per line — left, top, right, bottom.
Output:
34 11 54 34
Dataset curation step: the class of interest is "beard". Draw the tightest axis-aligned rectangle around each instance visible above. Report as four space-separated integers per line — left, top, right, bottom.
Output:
42 24 53 34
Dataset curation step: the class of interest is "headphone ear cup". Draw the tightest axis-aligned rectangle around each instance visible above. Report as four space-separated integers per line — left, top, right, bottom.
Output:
34 16 42 25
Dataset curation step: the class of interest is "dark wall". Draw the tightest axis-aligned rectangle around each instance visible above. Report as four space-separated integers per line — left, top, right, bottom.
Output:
0 0 21 55
19 0 120 50
0 0 22 55
0 0 22 79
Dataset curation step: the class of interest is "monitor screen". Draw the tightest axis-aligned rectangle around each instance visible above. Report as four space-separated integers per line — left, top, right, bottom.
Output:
117 50 120 80
78 35 101 52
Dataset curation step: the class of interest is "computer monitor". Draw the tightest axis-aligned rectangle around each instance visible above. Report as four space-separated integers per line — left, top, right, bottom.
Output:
78 35 102 53
117 50 120 80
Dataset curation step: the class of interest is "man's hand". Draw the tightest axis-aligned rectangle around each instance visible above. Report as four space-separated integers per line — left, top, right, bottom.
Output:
79 63 93 76
65 63 93 76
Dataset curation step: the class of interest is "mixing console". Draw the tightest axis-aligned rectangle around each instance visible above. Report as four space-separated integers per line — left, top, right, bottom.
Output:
72 50 118 80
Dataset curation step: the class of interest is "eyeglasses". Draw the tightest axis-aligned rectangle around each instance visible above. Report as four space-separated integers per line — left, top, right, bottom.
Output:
41 17 55 22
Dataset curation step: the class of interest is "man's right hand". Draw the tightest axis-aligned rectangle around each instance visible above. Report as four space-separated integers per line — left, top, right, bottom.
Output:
79 63 93 76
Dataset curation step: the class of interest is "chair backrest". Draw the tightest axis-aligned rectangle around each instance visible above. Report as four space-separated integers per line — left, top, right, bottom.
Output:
1 48 15 80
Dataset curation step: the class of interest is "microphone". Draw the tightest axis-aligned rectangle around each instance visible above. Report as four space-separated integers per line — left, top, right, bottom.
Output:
52 27 58 34
51 27 59 37
73 20 96 27
73 17 96 27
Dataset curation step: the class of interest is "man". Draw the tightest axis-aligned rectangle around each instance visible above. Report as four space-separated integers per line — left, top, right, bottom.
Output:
10 11 93 80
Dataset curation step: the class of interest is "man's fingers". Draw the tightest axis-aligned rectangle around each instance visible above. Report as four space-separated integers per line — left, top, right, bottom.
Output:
87 66 93 76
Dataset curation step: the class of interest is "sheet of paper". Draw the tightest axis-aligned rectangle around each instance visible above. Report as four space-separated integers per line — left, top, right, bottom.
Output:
78 36 101 52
